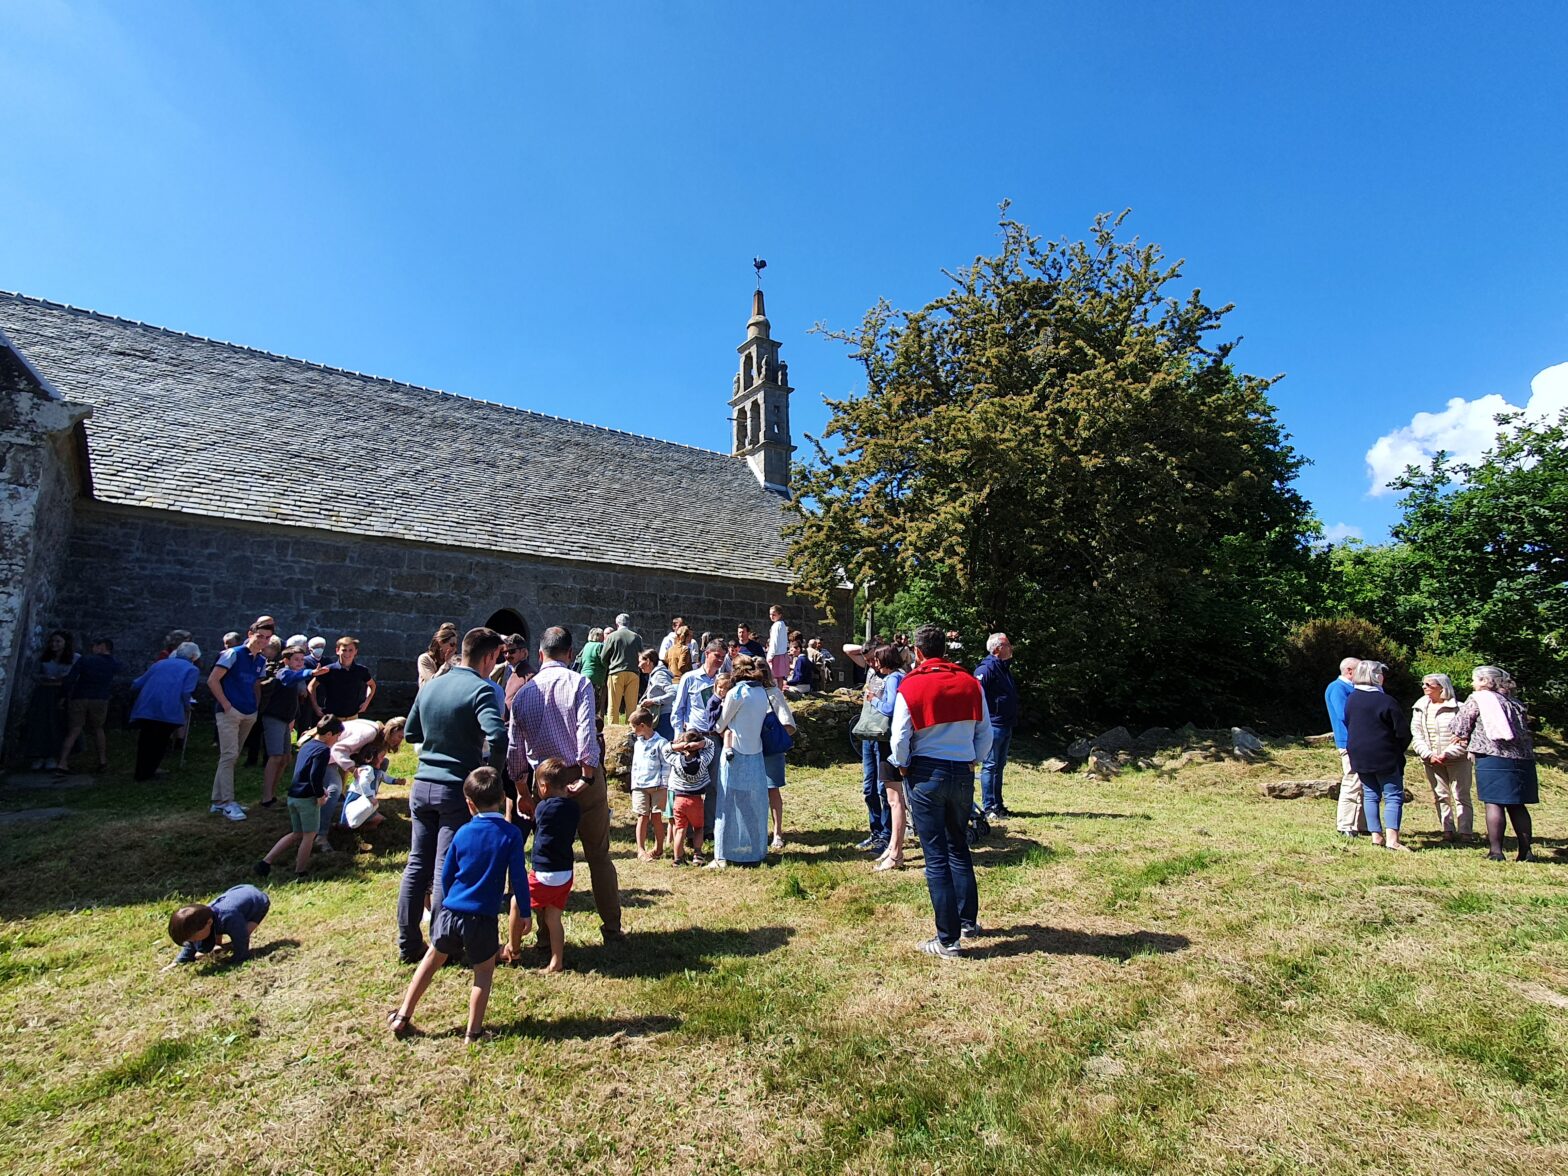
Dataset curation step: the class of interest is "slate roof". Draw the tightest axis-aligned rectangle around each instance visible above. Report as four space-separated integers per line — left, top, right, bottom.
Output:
0 293 793 583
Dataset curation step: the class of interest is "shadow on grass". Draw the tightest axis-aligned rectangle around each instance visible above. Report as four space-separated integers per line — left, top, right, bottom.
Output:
973 923 1190 960
783 827 888 863
438 1013 682 1042
566 924 794 979
1018 809 1154 822
202 937 301 972
970 835 1059 868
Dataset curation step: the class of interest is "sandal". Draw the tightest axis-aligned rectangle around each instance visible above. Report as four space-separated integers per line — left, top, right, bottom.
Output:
873 857 904 872
387 1011 420 1039
464 1029 493 1044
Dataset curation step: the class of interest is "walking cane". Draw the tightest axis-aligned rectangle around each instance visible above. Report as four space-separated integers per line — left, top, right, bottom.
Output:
179 704 191 769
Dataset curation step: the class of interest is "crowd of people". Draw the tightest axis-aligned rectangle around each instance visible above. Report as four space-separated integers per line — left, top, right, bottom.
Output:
1325 658 1541 860
18 603 1550 1039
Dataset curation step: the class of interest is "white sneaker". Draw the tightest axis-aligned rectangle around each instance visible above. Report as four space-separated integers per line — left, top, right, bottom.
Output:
210 803 227 815
222 802 247 822
769 836 785 852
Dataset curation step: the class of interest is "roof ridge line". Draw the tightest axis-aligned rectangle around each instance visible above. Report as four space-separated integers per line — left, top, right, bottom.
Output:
0 289 730 458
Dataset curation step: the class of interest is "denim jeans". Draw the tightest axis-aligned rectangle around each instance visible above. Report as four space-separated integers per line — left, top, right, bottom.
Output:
907 756 979 947
980 725 1012 812
396 780 471 960
1359 772 1404 834
861 738 889 840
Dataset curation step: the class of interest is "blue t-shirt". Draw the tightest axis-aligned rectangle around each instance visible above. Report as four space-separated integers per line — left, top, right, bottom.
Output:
440 811 528 917
532 796 581 875
288 739 334 799
65 653 123 700
216 646 267 714
175 884 270 964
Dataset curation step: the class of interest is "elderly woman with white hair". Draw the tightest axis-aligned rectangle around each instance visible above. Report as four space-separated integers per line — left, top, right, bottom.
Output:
129 641 202 781
1450 665 1538 862
1344 660 1413 850
1410 673 1473 841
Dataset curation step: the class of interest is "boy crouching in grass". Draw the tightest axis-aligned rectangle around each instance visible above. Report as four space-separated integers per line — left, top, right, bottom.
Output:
388 766 527 1044
165 884 271 969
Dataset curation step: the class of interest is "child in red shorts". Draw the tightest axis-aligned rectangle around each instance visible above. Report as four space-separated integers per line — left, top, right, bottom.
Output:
664 728 715 866
513 757 580 973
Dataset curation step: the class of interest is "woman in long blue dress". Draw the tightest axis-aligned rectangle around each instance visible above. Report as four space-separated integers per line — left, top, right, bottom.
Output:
711 656 771 866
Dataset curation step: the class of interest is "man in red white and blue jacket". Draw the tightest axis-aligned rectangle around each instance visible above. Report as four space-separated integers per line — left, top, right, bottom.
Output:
889 624 993 960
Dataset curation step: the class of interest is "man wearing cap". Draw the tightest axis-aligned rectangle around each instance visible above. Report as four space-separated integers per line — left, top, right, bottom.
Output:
601 613 643 725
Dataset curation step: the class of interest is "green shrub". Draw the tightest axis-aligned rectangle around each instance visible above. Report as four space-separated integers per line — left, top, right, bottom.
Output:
1272 616 1415 731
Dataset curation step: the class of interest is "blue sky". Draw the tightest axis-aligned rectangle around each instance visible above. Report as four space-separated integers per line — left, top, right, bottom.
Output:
4 2 1566 542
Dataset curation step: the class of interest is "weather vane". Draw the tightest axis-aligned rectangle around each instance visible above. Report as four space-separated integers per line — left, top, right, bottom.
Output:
753 257 767 289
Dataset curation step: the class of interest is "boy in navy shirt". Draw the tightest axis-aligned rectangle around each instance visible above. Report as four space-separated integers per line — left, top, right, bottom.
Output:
389 766 527 1043
255 717 344 878
166 884 271 968
507 758 581 973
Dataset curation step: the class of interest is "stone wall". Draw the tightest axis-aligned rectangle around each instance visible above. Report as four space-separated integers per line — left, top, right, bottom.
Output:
45 502 850 718
0 343 90 761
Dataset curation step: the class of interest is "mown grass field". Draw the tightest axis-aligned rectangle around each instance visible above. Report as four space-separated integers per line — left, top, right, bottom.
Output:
2 732 1566 1174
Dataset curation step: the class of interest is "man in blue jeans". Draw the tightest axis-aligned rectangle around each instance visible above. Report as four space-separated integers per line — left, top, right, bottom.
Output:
889 624 994 960
973 633 1018 819
397 627 508 965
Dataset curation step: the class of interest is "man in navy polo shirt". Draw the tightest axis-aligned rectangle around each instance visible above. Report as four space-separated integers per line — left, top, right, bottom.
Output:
207 622 270 821
310 636 377 718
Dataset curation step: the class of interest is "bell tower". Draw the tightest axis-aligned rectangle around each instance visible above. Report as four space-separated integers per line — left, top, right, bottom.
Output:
729 286 793 495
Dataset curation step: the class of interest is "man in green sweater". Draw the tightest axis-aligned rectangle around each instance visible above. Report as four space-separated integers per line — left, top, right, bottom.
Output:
602 613 644 724
396 627 508 964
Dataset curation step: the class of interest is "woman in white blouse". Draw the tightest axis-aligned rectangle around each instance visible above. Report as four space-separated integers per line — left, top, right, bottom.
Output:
1410 673 1473 841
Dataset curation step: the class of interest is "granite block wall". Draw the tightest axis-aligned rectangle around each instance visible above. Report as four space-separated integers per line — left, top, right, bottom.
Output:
45 502 849 718
0 396 88 761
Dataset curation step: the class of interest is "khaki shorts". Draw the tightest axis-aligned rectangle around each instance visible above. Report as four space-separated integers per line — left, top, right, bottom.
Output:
68 698 109 731
631 786 668 816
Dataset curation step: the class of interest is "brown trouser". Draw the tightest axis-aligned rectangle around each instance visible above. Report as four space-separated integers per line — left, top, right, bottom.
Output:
1423 757 1474 837
1336 748 1366 833
575 765 622 936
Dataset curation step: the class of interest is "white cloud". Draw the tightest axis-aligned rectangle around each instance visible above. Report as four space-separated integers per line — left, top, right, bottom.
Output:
1323 522 1363 544
1364 361 1568 496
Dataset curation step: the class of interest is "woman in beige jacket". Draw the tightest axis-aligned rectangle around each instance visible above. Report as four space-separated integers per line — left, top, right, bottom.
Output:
1410 673 1473 840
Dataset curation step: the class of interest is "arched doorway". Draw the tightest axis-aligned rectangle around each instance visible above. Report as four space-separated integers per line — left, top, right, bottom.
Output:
484 608 529 644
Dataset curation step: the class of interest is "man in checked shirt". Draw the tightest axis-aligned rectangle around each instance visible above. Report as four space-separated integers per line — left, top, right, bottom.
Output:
507 625 624 943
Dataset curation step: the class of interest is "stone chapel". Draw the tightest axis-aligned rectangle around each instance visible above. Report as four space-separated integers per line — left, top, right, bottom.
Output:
0 286 842 757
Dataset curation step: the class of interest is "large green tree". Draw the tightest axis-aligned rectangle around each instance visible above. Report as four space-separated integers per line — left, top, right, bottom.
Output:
1381 409 1568 715
785 211 1320 729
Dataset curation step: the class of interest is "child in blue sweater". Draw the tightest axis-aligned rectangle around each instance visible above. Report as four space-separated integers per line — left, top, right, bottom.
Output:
388 766 528 1043
165 884 271 968
255 717 344 878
